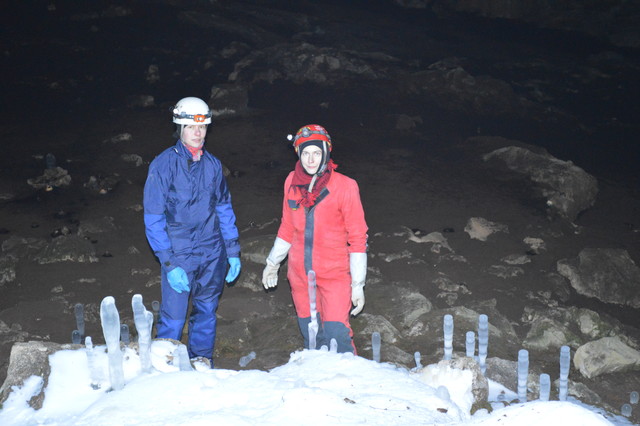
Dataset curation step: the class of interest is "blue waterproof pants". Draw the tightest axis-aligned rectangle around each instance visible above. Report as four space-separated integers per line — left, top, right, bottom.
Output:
156 252 226 363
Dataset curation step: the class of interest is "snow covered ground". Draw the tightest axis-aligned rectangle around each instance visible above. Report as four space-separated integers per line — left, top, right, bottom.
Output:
0 340 633 425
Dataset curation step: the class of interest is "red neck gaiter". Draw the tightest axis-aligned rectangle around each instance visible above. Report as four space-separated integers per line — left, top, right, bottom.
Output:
183 142 203 161
289 160 337 208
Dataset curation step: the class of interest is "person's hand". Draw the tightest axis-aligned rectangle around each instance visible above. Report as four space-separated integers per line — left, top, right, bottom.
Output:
225 257 241 283
350 283 365 316
262 262 280 289
349 252 367 316
167 267 189 293
262 237 291 290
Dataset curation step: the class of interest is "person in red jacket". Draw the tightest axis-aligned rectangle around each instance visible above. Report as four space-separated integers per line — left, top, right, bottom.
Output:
262 124 368 353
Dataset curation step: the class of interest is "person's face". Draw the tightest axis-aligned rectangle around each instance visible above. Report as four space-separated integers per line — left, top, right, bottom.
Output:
181 124 208 148
300 145 323 175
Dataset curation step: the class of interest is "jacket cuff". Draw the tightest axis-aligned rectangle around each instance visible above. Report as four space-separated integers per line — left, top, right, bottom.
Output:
349 252 367 287
225 237 241 258
156 249 177 272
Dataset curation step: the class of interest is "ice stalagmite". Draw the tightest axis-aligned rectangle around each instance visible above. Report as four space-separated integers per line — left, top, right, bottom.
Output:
329 338 338 353
559 345 570 401
75 303 85 338
175 344 193 371
145 311 154 339
151 300 160 326
72 330 81 344
100 296 125 391
443 314 453 361
478 314 489 374
414 351 422 369
539 373 550 401
132 294 152 373
307 270 318 350
120 324 130 345
238 351 256 367
517 349 529 402
372 332 381 363
465 331 475 358
85 336 101 389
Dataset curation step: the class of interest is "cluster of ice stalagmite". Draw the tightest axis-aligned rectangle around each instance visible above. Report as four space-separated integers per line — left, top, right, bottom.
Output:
76 295 156 391
622 391 639 417
428 312 579 403
300 271 571 402
77 270 598 406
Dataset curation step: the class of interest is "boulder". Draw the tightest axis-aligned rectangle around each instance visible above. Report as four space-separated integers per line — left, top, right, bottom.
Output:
26 167 71 190
464 217 508 241
229 42 386 86
573 336 640 379
369 283 433 334
557 248 640 308
406 64 531 117
0 341 80 409
523 316 582 351
483 145 598 221
354 313 402 344
522 306 623 351
378 343 415 366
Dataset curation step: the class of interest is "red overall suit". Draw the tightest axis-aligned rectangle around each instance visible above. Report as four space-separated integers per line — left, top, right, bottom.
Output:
277 171 368 353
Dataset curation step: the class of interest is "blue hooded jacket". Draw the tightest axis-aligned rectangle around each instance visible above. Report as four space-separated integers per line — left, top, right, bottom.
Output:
143 141 240 270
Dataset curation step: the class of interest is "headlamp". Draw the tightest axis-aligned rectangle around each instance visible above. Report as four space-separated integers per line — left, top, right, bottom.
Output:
173 111 212 121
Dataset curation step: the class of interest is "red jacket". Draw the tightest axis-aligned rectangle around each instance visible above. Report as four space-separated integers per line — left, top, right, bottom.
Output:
277 171 368 292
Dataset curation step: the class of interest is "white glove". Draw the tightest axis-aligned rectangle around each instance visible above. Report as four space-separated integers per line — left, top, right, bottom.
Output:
262 237 291 289
350 252 367 316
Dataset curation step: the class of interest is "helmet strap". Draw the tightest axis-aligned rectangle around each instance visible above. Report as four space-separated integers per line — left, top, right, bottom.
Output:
317 142 329 174
307 174 318 193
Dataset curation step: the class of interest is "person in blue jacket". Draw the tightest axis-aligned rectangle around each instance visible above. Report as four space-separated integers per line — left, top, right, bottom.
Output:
143 96 241 366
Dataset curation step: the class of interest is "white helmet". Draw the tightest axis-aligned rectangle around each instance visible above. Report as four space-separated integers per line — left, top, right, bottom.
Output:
172 97 212 125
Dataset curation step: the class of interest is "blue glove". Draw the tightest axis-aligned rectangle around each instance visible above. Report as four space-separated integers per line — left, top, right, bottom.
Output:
167 267 190 293
225 257 241 283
